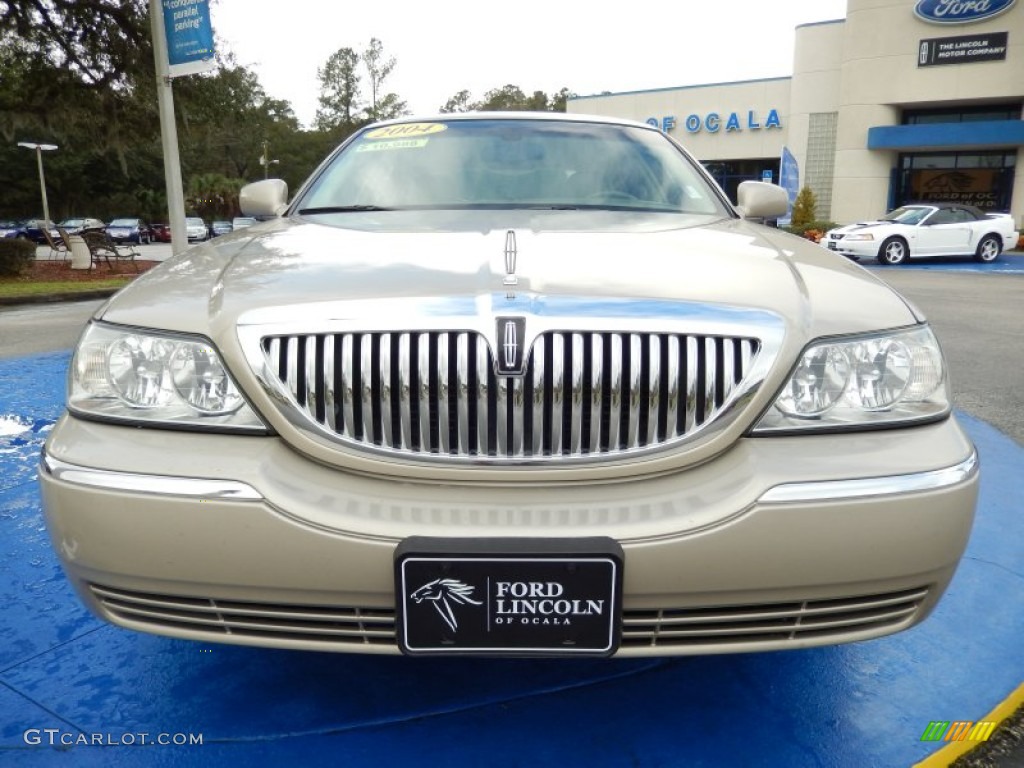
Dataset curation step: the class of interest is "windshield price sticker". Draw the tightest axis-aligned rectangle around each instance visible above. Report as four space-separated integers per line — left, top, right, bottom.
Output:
364 123 447 140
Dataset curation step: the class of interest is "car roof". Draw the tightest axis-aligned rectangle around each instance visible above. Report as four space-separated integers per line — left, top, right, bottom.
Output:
362 111 658 132
898 202 986 218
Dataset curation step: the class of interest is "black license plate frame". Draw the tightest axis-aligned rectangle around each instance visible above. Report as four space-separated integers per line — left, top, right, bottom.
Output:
395 537 623 657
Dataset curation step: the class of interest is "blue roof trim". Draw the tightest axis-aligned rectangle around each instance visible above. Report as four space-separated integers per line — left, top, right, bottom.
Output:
568 77 792 102
868 120 1024 150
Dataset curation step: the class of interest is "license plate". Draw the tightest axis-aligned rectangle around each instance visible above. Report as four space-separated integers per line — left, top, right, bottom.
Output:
395 537 623 657
827 240 837 250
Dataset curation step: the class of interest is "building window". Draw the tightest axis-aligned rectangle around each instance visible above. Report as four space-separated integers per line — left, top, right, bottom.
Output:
702 159 780 204
903 103 1022 125
894 151 1016 211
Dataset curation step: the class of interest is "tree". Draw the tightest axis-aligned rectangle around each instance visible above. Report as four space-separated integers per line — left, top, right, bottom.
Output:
791 186 817 229
0 0 151 90
549 87 573 113
439 89 472 114
438 85 575 113
315 47 361 131
361 37 405 121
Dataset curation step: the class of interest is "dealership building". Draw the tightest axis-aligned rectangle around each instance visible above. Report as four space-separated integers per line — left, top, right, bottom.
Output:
568 0 1024 227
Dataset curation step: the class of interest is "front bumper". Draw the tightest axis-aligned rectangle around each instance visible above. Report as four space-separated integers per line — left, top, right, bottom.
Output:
824 238 879 259
40 414 979 656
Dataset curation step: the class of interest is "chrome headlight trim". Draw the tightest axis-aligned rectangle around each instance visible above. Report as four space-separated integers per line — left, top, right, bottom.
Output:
69 321 268 433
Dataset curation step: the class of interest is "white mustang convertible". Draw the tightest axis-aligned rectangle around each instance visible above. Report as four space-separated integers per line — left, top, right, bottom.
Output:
824 203 1018 265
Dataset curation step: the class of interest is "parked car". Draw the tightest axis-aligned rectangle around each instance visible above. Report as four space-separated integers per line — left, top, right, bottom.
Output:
150 223 171 243
41 114 978 659
823 203 1019 265
211 220 233 237
185 217 209 242
231 216 257 230
105 218 154 245
0 218 55 243
58 217 105 236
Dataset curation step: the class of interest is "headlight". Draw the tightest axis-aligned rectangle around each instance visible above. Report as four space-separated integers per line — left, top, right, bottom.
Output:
69 322 267 432
753 326 948 433
843 233 875 241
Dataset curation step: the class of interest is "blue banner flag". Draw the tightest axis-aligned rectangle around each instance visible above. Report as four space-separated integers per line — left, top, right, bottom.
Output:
778 147 799 227
162 0 215 77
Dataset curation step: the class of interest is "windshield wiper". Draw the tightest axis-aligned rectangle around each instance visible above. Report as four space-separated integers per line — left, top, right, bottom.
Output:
297 205 395 214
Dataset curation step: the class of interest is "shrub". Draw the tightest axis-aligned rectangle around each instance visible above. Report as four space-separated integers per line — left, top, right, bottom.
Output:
791 186 817 229
0 239 36 277
784 220 839 243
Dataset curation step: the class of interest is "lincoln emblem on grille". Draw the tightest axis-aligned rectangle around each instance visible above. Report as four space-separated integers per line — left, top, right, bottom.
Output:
496 317 527 375
503 230 518 287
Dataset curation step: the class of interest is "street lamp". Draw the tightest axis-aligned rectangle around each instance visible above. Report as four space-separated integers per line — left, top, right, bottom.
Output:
259 139 279 179
18 141 58 226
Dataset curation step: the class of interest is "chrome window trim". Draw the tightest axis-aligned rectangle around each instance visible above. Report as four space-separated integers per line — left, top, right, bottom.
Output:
758 451 978 504
236 296 787 466
41 451 264 501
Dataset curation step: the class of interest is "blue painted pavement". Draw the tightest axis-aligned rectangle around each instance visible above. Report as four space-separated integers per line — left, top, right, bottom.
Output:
861 253 1024 274
1 352 1022 767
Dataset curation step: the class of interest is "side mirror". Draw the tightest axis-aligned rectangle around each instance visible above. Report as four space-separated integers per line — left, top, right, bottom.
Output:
240 179 289 218
735 181 789 220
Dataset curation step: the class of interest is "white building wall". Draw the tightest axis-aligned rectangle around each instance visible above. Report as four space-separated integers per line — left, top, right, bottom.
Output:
569 79 791 165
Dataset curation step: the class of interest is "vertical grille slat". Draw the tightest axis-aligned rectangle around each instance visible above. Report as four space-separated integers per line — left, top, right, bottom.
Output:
399 334 413 451
262 330 760 461
417 333 432 453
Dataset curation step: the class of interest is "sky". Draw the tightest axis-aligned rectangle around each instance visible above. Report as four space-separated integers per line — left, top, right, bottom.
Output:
209 0 850 129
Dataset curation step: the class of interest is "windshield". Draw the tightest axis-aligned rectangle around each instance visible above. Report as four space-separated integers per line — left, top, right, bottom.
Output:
882 206 932 225
186 218 205 226
109 219 137 226
297 119 728 216
60 219 84 227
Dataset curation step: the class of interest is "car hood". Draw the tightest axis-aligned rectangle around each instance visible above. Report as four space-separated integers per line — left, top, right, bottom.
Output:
100 212 918 342
832 220 895 233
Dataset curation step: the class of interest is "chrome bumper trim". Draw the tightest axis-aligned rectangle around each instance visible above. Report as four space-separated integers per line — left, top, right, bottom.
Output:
40 450 264 501
758 451 978 504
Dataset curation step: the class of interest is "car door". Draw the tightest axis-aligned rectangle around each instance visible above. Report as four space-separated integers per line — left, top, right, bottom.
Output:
915 208 972 256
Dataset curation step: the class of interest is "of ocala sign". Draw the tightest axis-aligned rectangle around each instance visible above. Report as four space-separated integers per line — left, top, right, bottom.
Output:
646 109 783 135
914 0 1017 24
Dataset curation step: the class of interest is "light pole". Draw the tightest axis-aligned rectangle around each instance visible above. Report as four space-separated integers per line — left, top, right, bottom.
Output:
259 139 279 179
18 142 58 226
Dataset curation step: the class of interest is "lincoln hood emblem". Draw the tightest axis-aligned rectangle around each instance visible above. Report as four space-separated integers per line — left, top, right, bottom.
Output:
503 229 518 286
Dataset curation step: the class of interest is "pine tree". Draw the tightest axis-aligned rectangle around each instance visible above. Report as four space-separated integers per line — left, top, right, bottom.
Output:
791 186 817 229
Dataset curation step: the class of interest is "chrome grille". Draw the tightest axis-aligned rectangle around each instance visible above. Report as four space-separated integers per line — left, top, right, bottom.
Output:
90 585 395 647
620 587 929 648
261 330 760 461
90 584 927 653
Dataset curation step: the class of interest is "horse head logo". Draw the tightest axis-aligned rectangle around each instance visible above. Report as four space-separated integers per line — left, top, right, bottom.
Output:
410 578 483 632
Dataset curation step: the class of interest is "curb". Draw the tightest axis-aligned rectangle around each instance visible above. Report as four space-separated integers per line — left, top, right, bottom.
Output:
0 289 120 307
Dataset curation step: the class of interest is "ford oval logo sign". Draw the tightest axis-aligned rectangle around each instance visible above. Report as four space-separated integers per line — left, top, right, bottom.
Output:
914 0 1017 24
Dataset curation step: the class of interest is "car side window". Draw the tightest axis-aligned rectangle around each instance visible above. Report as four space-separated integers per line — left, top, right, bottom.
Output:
926 209 956 225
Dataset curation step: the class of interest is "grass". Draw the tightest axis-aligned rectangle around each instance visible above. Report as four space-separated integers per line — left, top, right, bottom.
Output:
0 278 133 298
